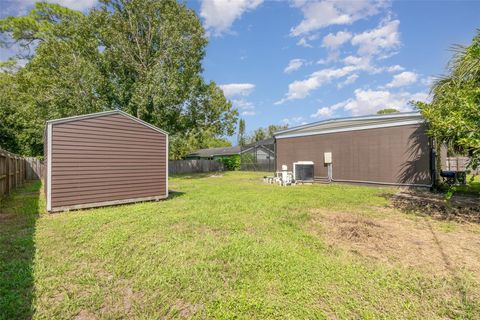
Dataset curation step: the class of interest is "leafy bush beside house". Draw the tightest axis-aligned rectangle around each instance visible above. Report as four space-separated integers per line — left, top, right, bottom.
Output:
221 155 241 171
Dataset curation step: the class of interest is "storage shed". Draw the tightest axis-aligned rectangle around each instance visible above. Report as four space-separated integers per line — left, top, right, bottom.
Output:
274 112 434 187
45 110 168 212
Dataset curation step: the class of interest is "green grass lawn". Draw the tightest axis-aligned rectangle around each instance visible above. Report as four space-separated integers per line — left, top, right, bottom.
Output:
1 172 479 319
457 175 480 194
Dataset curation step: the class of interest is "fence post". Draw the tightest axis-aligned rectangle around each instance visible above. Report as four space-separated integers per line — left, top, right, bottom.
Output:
14 157 17 189
6 154 10 194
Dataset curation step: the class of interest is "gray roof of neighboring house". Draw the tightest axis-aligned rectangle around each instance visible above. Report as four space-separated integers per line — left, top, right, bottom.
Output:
274 111 424 139
240 138 275 156
187 146 241 158
242 138 275 148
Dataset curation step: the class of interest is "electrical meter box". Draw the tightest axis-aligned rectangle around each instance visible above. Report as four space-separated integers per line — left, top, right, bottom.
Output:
324 152 332 164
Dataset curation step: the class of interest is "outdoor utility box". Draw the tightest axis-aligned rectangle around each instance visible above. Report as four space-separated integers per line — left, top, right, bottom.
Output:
324 152 332 164
293 161 314 182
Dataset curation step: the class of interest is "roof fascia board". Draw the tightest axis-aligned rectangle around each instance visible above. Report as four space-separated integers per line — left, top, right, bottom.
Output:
46 110 169 135
240 145 274 155
275 119 424 139
210 152 238 157
116 110 169 136
274 112 422 136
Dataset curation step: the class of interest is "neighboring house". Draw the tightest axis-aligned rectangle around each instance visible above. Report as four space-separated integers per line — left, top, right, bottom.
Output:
240 138 275 160
274 112 437 187
44 110 168 212
185 146 241 160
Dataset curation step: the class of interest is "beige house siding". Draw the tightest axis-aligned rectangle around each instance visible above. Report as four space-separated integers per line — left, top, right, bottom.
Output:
276 123 432 186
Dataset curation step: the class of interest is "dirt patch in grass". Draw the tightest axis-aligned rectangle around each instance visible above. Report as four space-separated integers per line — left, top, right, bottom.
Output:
170 299 205 318
309 209 480 280
384 191 480 223
75 310 96 320
0 212 16 221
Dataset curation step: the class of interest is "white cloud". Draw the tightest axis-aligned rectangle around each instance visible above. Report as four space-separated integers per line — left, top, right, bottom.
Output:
311 101 345 118
282 116 306 125
219 83 255 97
422 76 436 87
316 89 428 117
321 30 352 50
275 66 353 104
386 65 404 72
232 99 254 110
343 55 380 73
351 18 401 57
12 0 97 12
337 74 359 88
50 0 97 10
296 34 319 48
386 71 418 88
297 37 312 48
276 60 379 104
232 99 256 116
290 0 387 36
311 107 333 119
284 59 305 73
200 0 263 36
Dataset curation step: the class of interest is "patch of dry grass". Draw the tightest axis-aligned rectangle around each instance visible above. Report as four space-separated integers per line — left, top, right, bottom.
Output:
309 208 480 279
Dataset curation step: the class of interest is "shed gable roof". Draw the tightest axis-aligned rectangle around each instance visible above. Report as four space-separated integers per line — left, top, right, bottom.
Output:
46 110 168 135
274 111 424 139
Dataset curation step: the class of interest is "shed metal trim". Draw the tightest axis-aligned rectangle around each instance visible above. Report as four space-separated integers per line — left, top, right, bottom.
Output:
166 135 169 198
274 111 422 136
50 194 169 212
46 123 52 212
275 119 424 139
47 110 169 136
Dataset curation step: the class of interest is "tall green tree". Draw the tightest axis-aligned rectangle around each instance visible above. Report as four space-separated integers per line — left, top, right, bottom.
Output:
0 3 104 155
237 118 246 146
247 124 288 143
0 0 237 157
415 30 480 170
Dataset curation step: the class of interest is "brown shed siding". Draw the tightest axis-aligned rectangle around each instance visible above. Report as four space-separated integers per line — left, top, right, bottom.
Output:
48 112 167 211
276 123 432 185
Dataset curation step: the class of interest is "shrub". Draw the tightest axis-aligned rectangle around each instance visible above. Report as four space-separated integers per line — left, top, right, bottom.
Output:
221 155 240 171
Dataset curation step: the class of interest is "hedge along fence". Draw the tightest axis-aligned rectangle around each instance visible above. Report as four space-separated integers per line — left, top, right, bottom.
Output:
0 148 45 198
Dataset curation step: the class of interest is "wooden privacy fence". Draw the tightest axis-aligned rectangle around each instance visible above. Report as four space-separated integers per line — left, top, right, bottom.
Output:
0 149 44 197
25 157 45 180
444 157 479 174
0 148 27 197
169 159 224 174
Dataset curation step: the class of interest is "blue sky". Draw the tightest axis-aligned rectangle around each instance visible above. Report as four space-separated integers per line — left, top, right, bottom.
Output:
2 0 480 138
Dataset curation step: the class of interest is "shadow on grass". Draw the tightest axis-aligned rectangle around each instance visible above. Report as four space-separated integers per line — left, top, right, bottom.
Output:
0 180 42 320
168 190 186 199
